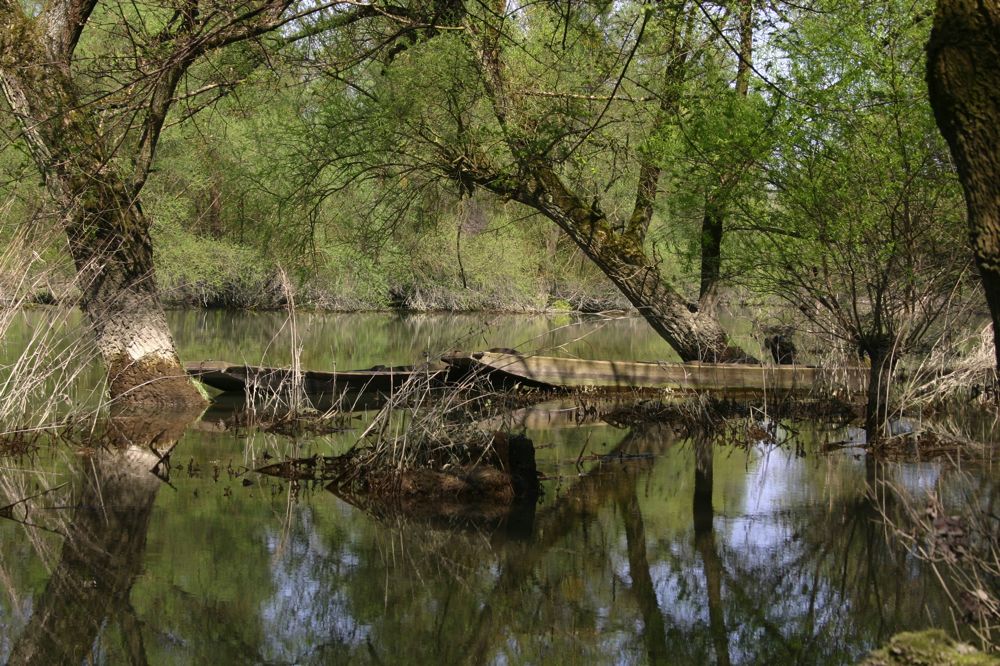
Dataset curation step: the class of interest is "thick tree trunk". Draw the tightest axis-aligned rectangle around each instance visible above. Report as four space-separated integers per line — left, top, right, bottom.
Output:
927 1 1000 371
515 168 756 362
61 176 202 406
863 340 898 442
0 12 204 407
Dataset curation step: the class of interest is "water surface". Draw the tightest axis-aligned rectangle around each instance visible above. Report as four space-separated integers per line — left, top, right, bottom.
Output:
0 311 993 664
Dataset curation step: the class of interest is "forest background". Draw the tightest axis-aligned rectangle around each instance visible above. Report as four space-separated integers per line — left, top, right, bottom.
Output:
0 0 995 428
0 0 967 320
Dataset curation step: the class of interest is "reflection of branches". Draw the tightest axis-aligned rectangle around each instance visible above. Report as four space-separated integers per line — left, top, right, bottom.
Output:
716 461 943 664
874 466 999 651
458 423 678 664
0 463 73 571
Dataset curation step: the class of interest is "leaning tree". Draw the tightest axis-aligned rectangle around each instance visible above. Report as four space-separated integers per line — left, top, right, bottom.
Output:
293 0 762 362
0 1 385 405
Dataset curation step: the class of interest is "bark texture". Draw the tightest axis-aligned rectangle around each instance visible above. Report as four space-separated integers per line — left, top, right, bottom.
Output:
511 168 754 362
0 4 203 406
927 0 1000 369
0 1 337 405
863 338 898 441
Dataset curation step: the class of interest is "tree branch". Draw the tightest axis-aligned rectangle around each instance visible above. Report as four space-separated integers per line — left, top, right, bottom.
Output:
41 0 99 63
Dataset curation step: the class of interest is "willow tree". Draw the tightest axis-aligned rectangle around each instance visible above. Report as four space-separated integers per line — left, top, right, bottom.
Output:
0 1 379 405
463 1 763 361
745 0 971 436
927 0 1000 372
300 0 758 362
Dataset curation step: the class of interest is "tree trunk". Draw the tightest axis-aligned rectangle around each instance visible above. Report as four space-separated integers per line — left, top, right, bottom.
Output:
467 1 754 363
0 13 204 407
62 177 203 406
698 0 754 315
699 202 724 312
927 1 1000 371
864 340 897 442
514 168 756 362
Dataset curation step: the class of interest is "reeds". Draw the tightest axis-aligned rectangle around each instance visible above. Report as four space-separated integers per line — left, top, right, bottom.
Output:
332 369 505 493
898 323 998 409
874 465 999 651
0 226 105 442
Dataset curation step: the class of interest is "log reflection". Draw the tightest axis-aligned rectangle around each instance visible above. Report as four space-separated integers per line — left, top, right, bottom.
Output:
7 407 201 666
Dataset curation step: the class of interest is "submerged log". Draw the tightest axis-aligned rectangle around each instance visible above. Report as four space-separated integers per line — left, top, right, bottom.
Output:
443 351 868 394
186 360 448 397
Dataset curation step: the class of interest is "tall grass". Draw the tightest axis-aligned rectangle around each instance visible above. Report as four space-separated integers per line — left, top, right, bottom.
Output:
0 227 105 440
898 323 998 409
874 465 999 651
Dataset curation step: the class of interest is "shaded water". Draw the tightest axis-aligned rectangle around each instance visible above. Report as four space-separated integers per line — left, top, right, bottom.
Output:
0 311 994 664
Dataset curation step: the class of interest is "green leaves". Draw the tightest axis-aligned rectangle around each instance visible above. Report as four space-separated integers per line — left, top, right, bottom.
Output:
738 0 970 355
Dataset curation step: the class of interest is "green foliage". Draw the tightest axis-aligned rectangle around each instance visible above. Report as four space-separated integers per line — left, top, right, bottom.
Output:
151 215 277 308
732 0 971 358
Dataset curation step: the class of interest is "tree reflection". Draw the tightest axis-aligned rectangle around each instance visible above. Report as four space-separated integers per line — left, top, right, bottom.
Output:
323 422 951 665
6 407 200 666
0 409 959 664
692 432 731 666
620 468 669 664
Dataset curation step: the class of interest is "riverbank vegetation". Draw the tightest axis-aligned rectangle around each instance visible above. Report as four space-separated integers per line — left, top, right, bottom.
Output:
0 0 996 434
1 3 999 660
0 0 994 425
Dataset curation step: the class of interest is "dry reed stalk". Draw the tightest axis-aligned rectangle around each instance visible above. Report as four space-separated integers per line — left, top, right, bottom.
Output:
0 226 105 439
873 467 999 651
898 323 998 410
238 267 312 425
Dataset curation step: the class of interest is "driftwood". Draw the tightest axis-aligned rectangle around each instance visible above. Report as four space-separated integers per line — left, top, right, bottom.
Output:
185 360 448 395
442 351 868 393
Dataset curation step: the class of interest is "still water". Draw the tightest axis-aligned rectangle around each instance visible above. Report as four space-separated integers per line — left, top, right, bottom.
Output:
0 311 993 664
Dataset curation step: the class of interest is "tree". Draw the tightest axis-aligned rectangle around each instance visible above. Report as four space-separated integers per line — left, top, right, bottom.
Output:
696 0 756 314
300 0 759 362
0 1 376 405
926 0 1000 373
744 0 971 436
462 1 763 361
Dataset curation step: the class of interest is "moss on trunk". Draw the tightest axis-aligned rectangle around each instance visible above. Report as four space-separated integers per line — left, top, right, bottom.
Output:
0 7 205 407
